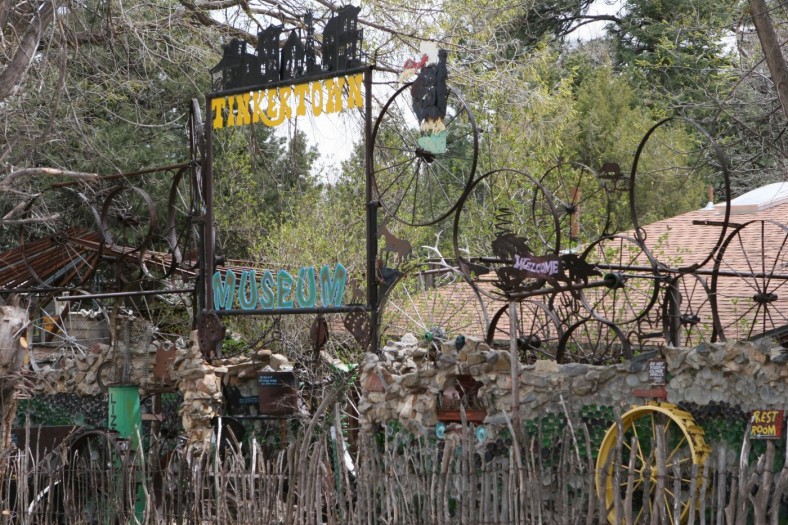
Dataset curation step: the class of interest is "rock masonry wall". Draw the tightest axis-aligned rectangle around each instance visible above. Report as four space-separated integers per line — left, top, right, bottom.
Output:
359 335 788 434
28 328 293 448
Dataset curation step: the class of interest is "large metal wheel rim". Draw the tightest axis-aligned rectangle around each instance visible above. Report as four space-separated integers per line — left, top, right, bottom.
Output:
451 168 561 300
710 219 788 342
577 235 661 325
371 81 479 226
485 300 563 361
595 402 710 524
629 117 731 273
534 161 611 251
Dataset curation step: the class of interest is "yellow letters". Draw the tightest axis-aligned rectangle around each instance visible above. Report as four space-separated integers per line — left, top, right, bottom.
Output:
346 73 363 109
211 98 227 129
324 77 345 114
211 74 365 129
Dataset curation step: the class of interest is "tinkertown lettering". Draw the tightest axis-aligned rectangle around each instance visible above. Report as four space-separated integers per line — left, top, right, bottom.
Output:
213 264 347 310
211 73 363 129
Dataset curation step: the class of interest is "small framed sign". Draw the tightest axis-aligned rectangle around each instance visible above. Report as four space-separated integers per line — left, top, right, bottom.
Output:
750 410 784 439
648 359 667 385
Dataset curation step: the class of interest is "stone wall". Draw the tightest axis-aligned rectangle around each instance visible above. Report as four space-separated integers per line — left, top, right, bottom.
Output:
359 335 788 435
25 326 293 447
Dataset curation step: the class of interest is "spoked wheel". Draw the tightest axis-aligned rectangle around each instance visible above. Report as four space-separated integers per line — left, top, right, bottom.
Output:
100 185 158 282
372 82 478 226
63 430 136 524
27 290 112 369
115 280 194 348
596 402 710 524
629 117 731 272
377 263 487 346
485 301 562 362
452 168 560 299
18 189 104 289
710 220 788 342
166 165 201 278
534 162 611 251
577 235 661 326
556 318 631 364
662 273 717 347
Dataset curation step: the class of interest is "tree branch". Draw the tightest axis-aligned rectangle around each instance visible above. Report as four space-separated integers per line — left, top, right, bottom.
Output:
0 1 55 102
0 168 100 189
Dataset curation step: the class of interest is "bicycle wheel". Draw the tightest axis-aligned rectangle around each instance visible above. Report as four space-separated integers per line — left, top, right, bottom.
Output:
629 117 731 272
596 402 710 524
453 168 560 300
534 162 611 251
662 274 717 347
372 82 478 226
556 318 631 364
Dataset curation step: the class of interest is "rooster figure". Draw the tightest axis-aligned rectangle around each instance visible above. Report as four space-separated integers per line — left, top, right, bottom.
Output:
400 44 449 155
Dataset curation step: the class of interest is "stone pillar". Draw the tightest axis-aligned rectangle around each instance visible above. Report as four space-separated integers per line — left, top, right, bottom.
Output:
174 331 223 450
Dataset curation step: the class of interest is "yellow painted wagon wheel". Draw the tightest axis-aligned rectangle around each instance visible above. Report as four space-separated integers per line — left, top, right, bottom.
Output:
595 402 710 524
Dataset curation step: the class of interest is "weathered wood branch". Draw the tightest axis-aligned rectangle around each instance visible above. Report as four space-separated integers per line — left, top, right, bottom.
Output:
750 0 788 121
0 1 54 102
0 167 100 189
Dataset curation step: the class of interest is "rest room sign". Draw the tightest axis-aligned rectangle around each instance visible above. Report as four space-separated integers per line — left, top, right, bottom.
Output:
750 409 784 439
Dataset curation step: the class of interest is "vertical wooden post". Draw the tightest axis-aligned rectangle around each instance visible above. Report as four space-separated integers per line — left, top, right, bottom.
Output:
0 304 28 480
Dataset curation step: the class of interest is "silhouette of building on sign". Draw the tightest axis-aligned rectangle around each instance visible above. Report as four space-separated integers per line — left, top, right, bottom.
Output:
281 30 305 81
322 5 362 72
304 12 318 75
210 39 259 90
258 24 283 83
209 6 364 91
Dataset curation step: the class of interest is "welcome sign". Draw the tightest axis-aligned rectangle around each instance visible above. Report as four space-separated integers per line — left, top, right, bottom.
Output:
213 264 347 311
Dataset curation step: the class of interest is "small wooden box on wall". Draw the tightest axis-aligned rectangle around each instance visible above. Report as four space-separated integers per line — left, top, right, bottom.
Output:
437 374 486 423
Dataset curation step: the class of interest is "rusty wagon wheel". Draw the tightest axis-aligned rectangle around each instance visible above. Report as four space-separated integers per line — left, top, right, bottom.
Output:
372 81 478 226
18 189 104 289
485 300 563 362
710 219 788 342
576 235 661 326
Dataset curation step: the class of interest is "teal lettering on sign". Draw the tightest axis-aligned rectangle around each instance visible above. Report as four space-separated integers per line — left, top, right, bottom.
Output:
296 266 317 308
320 263 347 307
260 270 275 309
213 270 237 310
238 270 258 309
211 264 347 311
277 269 294 308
